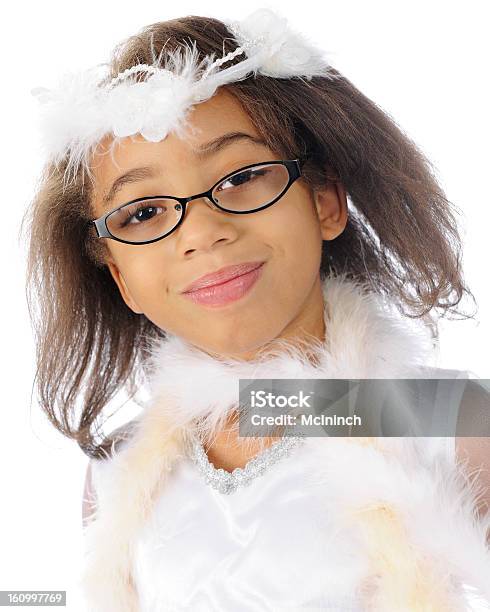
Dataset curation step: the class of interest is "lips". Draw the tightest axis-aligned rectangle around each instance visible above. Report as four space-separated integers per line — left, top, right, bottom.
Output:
181 262 265 307
182 261 266 293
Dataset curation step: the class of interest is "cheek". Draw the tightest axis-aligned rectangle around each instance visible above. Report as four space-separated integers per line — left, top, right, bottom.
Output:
282 203 323 285
266 190 323 260
130 271 162 302
112 248 171 307
254 193 323 306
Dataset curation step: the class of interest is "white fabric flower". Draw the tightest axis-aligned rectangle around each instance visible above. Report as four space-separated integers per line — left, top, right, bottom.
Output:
140 70 193 142
108 80 150 138
226 8 331 78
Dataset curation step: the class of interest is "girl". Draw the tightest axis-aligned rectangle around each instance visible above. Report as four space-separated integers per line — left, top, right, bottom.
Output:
25 7 490 611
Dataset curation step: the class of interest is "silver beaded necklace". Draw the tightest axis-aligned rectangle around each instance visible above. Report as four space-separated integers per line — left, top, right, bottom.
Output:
190 435 306 495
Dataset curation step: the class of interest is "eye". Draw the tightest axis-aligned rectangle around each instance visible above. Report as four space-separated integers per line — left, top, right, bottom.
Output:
216 167 268 192
120 202 168 227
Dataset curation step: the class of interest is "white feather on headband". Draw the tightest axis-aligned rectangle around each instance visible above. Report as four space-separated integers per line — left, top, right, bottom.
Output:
30 8 338 186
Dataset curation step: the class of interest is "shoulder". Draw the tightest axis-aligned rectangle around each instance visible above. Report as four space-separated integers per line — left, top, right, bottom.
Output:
457 377 490 429
455 378 490 519
93 418 140 460
454 375 490 520
408 367 490 517
81 419 139 527
82 459 96 528
414 366 489 423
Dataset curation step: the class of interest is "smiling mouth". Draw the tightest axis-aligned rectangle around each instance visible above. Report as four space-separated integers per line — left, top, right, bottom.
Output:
182 261 266 293
181 262 266 308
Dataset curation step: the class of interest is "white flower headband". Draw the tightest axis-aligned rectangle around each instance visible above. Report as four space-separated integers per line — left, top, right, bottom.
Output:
31 8 338 185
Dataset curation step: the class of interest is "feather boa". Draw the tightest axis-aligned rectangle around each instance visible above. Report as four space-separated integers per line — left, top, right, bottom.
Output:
80 272 490 611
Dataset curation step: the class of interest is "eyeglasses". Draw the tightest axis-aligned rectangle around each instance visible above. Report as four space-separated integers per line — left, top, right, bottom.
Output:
91 158 307 245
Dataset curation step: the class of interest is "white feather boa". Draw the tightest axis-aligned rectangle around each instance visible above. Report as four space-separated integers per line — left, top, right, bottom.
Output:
81 272 490 611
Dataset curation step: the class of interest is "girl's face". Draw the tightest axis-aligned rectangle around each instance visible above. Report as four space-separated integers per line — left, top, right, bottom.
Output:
90 89 348 360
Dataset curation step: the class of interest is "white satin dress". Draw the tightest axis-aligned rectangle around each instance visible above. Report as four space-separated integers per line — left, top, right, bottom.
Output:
131 435 456 612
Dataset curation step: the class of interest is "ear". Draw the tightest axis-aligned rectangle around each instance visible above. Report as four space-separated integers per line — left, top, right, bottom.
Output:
106 259 143 315
313 180 349 241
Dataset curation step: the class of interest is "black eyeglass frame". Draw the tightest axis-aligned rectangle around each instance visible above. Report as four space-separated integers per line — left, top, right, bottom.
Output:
91 157 308 246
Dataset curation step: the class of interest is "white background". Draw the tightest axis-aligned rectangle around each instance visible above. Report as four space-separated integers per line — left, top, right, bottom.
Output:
1 1 488 610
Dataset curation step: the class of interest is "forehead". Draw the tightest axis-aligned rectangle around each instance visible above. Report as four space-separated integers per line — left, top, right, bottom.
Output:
90 88 262 183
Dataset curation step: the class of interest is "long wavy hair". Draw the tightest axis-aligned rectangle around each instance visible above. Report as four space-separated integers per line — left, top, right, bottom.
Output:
21 14 476 459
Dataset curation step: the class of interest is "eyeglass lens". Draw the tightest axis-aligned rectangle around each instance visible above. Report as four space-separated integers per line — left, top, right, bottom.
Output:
105 163 290 244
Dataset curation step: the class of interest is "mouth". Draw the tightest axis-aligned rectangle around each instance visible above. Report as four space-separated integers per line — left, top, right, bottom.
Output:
181 262 266 308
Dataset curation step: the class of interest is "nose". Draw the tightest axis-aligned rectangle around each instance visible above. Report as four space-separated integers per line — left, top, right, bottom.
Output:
176 195 238 255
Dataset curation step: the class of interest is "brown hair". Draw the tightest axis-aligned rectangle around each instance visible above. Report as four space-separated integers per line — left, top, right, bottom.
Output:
21 14 476 459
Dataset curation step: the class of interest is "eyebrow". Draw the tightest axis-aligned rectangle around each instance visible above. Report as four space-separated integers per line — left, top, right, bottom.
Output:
102 131 267 208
